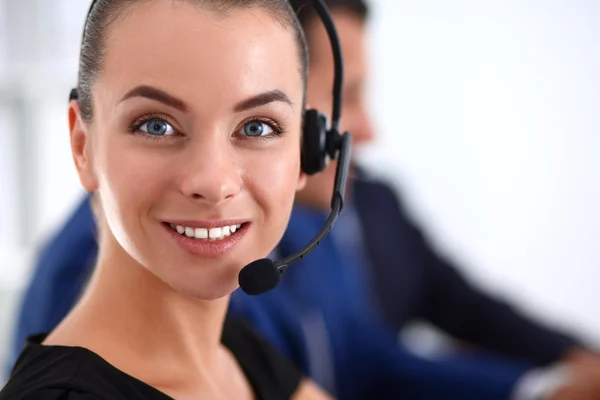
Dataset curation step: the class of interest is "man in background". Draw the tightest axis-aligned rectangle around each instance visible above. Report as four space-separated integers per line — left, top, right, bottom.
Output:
9 0 600 398
274 2 600 398
293 0 597 369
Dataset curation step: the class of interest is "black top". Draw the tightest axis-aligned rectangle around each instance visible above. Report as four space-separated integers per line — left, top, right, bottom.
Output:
0 317 302 400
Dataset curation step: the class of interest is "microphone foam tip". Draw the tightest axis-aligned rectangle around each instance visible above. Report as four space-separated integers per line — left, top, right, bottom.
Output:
238 258 281 295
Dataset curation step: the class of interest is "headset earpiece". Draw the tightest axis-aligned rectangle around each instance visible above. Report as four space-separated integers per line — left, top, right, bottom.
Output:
301 108 330 175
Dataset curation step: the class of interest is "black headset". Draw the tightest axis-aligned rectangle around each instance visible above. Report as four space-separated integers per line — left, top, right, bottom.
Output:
71 0 352 295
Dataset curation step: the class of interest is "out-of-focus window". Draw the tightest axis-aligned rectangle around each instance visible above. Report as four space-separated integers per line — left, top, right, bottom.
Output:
0 2 7 75
0 106 18 253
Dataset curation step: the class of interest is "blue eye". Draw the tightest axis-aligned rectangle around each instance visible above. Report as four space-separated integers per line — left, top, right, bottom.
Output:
139 118 175 136
243 120 274 137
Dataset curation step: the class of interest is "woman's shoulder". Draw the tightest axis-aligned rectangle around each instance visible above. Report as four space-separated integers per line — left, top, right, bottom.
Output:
0 335 170 400
2 325 318 400
0 388 100 400
222 316 304 399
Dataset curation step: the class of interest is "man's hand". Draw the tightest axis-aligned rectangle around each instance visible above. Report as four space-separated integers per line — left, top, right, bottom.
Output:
549 347 600 400
562 346 600 368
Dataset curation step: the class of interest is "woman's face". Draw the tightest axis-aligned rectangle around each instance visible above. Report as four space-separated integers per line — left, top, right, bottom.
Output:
70 1 306 299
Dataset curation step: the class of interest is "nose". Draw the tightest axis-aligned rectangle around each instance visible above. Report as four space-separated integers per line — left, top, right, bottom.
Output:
178 133 242 206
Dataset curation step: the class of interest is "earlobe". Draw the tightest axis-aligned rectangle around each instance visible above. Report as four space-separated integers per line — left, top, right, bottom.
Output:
69 101 98 192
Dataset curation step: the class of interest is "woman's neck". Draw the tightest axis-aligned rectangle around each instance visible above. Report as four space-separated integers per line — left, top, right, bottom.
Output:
45 233 234 393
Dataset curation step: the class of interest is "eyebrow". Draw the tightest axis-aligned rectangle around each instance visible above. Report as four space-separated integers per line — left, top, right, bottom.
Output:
120 85 189 111
119 85 292 113
233 89 293 112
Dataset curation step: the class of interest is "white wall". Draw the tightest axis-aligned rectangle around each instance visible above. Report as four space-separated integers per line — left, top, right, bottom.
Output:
361 0 600 345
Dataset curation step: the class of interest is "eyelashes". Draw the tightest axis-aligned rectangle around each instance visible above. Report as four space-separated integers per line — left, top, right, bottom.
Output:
130 114 178 138
128 113 286 142
128 113 180 142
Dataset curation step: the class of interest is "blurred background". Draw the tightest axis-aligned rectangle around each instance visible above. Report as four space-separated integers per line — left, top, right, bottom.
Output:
0 0 599 371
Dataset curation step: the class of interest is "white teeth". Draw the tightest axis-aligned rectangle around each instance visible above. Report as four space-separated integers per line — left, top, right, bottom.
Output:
170 223 244 241
209 227 222 239
194 228 208 239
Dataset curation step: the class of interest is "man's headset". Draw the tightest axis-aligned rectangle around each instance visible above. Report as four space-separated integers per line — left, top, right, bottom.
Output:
70 0 352 296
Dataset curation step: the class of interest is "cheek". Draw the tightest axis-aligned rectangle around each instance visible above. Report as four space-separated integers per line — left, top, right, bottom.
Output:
243 141 301 228
246 145 300 201
95 135 173 228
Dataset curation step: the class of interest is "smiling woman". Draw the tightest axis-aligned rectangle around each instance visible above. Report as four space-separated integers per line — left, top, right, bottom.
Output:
0 1 333 399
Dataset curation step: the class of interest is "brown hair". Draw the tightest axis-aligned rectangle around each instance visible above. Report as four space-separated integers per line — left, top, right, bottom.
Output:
76 0 309 122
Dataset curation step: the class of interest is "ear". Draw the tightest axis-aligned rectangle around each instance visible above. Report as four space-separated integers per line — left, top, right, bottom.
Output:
69 101 98 192
296 169 307 192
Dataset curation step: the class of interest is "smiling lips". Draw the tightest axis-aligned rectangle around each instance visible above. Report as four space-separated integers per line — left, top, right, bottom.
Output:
163 220 249 257
169 223 243 241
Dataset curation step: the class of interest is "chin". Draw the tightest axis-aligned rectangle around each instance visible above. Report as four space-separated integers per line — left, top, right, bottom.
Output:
160 263 243 301
168 277 239 301
179 283 236 301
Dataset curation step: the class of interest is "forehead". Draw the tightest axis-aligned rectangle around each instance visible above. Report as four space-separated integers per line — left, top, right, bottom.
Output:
98 1 302 111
